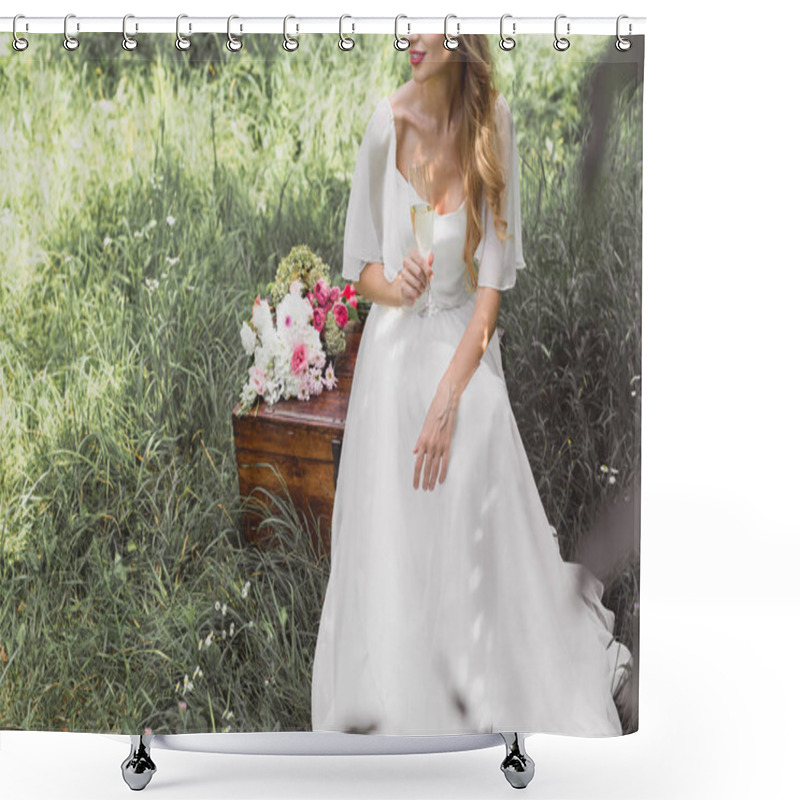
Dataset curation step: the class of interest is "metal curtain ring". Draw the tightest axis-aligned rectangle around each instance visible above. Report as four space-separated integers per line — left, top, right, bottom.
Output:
227 15 242 52
63 13 79 51
176 14 191 51
499 14 516 51
122 14 138 51
443 13 460 51
338 14 355 50
283 15 299 51
615 14 632 51
553 14 570 51
394 14 410 51
12 14 29 51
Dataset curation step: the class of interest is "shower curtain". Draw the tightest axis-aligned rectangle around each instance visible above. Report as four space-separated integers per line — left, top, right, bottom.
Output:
0 29 643 739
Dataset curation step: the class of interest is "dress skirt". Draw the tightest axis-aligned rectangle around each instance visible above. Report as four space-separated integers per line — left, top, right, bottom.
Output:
311 296 631 736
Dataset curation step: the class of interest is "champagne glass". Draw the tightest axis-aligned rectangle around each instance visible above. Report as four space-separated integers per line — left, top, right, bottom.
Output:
407 161 435 315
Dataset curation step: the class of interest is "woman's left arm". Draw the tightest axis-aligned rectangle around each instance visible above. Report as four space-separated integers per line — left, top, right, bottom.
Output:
412 287 501 491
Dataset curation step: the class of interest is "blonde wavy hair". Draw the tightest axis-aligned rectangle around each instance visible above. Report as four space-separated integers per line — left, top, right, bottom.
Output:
454 35 511 291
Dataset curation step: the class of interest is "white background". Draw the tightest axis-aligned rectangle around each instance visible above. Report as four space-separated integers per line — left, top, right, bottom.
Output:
2 1 798 798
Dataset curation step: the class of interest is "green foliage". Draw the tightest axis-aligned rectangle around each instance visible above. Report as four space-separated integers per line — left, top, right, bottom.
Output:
0 33 640 734
271 244 331 306
322 312 346 357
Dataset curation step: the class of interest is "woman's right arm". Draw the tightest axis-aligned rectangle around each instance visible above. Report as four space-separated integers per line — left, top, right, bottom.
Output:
354 251 431 308
353 262 403 307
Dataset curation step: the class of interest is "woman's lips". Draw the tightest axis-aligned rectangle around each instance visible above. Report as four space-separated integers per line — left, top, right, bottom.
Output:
410 50 426 66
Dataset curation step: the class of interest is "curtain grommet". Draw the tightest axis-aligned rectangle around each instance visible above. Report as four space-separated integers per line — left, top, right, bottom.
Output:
499 14 516 51
12 14 29 51
615 15 632 51
553 14 570 51
227 15 243 52
122 14 138 51
283 15 299 52
443 13 460 51
394 15 410 51
339 14 355 51
63 13 79 51
175 14 191 51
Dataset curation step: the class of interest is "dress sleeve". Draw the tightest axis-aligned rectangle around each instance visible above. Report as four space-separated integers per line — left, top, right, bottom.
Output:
475 94 526 292
341 99 392 283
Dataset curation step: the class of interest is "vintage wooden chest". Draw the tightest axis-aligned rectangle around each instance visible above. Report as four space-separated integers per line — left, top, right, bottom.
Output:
231 323 362 556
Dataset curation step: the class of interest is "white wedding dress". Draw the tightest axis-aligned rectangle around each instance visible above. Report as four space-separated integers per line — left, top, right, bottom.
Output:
310 94 632 736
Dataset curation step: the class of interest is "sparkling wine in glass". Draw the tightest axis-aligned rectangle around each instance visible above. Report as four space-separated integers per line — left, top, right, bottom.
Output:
408 161 435 314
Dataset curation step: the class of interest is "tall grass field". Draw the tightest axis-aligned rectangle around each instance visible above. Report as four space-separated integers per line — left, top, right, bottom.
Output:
0 33 642 734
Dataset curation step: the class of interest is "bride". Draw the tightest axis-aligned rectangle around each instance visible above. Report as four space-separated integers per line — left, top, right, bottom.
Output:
310 32 632 736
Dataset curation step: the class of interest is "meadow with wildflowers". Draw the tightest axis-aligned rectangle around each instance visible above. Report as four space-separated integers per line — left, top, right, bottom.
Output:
0 33 641 733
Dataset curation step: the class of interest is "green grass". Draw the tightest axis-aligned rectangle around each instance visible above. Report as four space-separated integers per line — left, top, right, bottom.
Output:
1 33 641 734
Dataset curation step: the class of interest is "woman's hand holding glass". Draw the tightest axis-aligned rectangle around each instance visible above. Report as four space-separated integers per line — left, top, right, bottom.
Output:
396 249 434 309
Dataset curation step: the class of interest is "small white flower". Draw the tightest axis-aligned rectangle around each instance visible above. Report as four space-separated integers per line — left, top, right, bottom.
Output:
134 230 143 239
252 301 274 339
240 382 258 410
240 322 257 356
144 278 159 292
324 363 337 390
221 603 227 616
229 621 234 636
609 475 616 485
166 215 176 227
600 464 609 473
204 631 214 648
215 600 221 611
103 236 113 248
161 271 167 279
166 256 180 267
241 580 251 599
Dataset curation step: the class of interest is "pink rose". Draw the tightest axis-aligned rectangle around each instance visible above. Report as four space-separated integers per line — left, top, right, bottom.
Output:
329 286 341 303
313 279 330 307
291 343 308 374
333 301 349 328
312 306 326 332
249 365 267 396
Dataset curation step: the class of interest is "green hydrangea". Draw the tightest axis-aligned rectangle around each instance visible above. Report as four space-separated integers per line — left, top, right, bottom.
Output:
270 245 331 305
323 312 346 357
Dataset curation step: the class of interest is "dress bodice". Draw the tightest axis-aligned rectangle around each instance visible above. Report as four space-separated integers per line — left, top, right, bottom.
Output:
339 95 526 300
396 170 474 315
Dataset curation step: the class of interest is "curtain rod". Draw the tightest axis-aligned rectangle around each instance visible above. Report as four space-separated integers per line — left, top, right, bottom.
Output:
1 15 646 37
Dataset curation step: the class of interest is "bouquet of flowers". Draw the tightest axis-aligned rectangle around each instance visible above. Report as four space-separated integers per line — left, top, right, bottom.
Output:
236 245 360 415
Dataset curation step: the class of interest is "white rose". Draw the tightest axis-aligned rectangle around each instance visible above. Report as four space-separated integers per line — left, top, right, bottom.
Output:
240 321 257 355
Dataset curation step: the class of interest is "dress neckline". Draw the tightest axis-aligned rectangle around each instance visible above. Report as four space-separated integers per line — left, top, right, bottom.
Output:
385 96 467 219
